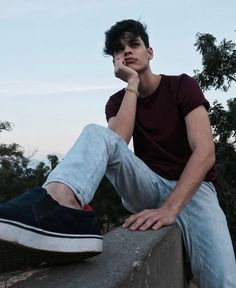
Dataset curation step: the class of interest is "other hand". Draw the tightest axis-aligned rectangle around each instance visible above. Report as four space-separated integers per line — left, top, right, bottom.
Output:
122 206 178 231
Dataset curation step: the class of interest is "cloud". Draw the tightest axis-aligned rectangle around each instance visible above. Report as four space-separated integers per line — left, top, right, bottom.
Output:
0 80 120 96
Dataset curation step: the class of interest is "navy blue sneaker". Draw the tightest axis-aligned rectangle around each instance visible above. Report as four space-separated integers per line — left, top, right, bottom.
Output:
0 187 102 272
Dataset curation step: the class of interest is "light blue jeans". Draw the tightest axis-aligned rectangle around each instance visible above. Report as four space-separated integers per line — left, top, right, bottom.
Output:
44 124 236 288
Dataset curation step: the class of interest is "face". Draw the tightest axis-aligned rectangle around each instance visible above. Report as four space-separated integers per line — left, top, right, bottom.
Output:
113 32 153 73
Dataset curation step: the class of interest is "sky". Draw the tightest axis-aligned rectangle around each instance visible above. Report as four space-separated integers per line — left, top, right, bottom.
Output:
0 0 235 161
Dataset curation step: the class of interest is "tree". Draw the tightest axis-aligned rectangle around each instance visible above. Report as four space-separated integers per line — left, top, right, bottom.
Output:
194 33 236 249
209 99 236 145
208 100 236 249
194 33 236 91
0 142 29 201
0 121 12 133
0 121 59 202
91 177 130 233
47 154 59 170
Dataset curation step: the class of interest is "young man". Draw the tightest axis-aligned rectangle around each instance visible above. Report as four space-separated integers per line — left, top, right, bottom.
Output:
0 19 235 287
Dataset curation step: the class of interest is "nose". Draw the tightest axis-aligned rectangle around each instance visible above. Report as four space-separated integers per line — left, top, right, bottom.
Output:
124 45 132 56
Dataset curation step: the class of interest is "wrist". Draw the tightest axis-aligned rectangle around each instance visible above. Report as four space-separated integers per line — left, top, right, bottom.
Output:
125 87 140 97
126 77 140 97
162 196 182 215
127 75 140 88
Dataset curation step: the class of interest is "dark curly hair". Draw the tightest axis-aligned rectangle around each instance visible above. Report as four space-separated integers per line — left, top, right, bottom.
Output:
103 19 149 56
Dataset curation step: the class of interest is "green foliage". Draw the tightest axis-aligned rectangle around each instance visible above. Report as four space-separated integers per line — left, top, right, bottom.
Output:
47 154 59 170
194 33 236 91
91 177 130 233
208 100 236 247
0 121 59 202
0 142 29 201
209 98 236 145
0 121 12 133
195 33 236 247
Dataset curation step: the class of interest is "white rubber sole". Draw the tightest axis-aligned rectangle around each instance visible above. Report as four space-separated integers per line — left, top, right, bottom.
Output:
0 218 103 253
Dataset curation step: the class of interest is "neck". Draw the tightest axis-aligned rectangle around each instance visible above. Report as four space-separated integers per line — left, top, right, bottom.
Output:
138 68 161 98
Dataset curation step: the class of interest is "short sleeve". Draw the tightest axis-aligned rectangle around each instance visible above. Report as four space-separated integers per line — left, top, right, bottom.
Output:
177 74 209 117
105 89 125 122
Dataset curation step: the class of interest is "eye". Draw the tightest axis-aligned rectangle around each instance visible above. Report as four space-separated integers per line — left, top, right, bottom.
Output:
115 44 124 53
131 41 140 47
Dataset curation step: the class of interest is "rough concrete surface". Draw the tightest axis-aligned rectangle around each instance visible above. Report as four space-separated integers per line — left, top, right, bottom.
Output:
0 224 187 288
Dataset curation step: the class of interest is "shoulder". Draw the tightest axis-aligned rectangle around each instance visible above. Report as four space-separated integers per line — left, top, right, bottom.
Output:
105 88 125 121
163 73 198 85
162 74 203 97
167 74 209 116
159 74 200 93
105 88 125 108
108 88 125 101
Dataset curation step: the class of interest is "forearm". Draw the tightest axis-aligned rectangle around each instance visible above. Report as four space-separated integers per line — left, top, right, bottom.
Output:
163 148 215 213
108 78 139 143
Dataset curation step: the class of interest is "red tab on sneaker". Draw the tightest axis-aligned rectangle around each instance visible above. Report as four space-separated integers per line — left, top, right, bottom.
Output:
84 204 93 211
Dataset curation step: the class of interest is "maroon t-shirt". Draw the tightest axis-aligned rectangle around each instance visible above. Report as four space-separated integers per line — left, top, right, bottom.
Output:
105 74 217 183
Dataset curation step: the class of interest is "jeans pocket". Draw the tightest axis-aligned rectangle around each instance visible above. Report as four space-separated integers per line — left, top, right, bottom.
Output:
203 181 217 195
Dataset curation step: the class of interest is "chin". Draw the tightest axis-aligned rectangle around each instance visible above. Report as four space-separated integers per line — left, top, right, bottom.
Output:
127 64 139 71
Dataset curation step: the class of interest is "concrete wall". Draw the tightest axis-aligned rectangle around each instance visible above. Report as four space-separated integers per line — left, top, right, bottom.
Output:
0 224 192 288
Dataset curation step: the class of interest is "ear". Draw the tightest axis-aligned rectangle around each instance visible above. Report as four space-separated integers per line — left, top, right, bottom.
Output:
147 47 154 60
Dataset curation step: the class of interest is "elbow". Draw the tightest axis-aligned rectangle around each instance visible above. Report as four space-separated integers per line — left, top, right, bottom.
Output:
205 145 216 169
108 117 134 144
194 144 216 170
107 125 131 144
208 150 216 168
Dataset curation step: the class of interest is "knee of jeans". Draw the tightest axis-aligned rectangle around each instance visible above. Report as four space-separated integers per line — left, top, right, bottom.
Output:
84 123 115 138
82 123 110 139
83 123 106 134
84 123 101 130
83 123 123 147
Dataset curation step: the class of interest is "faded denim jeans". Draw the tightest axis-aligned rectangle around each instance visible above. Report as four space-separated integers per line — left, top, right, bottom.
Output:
44 124 236 288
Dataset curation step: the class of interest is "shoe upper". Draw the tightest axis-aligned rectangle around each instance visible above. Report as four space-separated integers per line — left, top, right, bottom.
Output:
0 187 101 236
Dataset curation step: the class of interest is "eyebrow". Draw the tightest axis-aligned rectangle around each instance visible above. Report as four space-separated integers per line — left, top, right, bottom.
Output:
113 36 140 54
118 36 140 47
124 35 139 42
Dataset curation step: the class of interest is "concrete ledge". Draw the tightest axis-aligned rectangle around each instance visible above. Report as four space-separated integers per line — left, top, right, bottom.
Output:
0 224 187 288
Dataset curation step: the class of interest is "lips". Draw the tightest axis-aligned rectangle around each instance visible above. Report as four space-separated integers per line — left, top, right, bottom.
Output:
125 58 136 64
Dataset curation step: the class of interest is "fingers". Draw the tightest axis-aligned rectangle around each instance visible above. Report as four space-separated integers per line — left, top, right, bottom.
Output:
114 58 125 78
113 57 124 66
152 220 163 230
122 209 150 230
122 209 162 231
122 208 176 232
114 58 125 72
